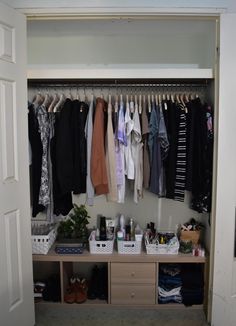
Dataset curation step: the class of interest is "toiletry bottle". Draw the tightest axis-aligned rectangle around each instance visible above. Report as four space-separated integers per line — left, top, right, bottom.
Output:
95 228 100 241
125 225 130 241
99 216 107 241
117 231 124 241
130 218 135 241
119 214 125 239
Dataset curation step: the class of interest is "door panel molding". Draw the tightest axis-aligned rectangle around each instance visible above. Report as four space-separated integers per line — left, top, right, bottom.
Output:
4 209 23 311
0 22 15 63
0 79 18 183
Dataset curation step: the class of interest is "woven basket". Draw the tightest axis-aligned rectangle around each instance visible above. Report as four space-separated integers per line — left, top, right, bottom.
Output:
180 230 200 245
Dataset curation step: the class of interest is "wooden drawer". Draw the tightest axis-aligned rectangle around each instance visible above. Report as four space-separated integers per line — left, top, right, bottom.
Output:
111 284 155 305
111 263 155 284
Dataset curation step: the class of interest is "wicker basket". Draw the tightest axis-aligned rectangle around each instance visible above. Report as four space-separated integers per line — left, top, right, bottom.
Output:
180 230 200 245
31 224 57 255
89 232 114 254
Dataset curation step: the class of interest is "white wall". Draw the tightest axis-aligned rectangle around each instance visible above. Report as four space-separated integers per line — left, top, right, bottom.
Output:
72 191 203 231
27 19 216 69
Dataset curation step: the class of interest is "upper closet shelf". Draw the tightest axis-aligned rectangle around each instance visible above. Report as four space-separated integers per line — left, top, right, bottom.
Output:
27 67 213 80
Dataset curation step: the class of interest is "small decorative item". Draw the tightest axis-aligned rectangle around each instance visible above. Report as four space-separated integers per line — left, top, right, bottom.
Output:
57 204 91 246
180 218 204 245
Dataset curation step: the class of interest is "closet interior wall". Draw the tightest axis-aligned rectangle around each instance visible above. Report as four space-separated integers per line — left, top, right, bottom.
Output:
28 79 214 252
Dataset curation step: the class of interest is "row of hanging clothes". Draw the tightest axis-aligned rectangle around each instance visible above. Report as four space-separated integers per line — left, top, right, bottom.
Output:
28 82 213 222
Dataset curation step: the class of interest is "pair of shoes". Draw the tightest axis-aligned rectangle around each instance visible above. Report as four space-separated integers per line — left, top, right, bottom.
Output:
64 276 88 304
87 265 108 301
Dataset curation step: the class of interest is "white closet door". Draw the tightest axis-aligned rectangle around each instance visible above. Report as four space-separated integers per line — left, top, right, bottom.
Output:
211 13 236 326
0 2 34 326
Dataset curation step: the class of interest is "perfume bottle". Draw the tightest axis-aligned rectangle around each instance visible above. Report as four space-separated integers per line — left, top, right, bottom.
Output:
99 216 107 241
130 218 135 241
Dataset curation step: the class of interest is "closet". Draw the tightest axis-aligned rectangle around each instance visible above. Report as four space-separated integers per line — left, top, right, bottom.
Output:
28 16 217 315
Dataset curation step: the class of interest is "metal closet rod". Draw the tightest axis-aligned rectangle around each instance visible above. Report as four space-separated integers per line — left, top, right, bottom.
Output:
28 79 210 88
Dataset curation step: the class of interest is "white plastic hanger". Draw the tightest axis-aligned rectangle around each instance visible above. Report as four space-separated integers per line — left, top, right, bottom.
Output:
53 93 65 112
114 95 119 113
48 93 59 112
42 92 51 109
148 94 151 113
33 91 43 107
139 94 142 114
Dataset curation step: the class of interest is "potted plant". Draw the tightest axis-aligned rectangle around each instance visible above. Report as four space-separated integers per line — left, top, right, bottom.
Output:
57 204 91 246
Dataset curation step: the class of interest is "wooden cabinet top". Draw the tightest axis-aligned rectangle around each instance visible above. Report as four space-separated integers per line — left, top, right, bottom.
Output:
33 244 206 263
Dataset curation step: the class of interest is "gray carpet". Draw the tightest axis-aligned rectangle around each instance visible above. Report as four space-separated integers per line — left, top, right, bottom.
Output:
35 305 209 326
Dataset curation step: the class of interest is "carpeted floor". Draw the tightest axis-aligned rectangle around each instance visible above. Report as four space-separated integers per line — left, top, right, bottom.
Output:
35 305 209 326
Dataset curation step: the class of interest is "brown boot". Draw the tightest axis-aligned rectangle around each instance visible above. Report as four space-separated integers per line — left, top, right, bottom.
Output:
75 278 88 304
64 276 76 304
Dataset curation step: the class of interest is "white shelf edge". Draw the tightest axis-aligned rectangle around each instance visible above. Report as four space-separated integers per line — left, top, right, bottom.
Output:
27 68 213 80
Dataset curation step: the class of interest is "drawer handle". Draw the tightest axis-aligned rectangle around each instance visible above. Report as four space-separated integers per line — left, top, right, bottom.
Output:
131 292 135 298
131 272 135 277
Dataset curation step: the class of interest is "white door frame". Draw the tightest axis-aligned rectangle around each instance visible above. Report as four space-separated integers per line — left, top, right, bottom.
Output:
3 1 236 325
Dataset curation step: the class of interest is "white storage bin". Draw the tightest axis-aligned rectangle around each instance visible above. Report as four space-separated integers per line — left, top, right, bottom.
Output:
89 231 114 254
117 238 142 254
31 223 57 255
145 232 179 255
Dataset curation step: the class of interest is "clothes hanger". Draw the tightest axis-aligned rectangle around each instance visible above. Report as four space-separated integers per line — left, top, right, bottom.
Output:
139 94 142 114
76 87 79 100
48 92 59 112
66 87 72 100
114 95 118 113
100 86 104 99
90 87 94 103
130 93 134 113
82 87 86 102
134 94 138 113
162 93 168 111
180 93 185 105
155 94 158 106
42 91 51 109
126 94 129 104
33 89 43 107
134 94 138 108
143 94 146 111
148 94 151 113
175 93 180 104
180 93 188 113
151 93 154 104
53 93 65 112
184 93 189 103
